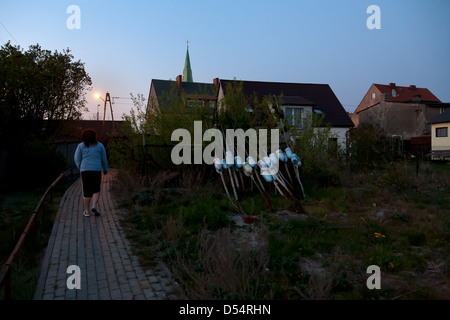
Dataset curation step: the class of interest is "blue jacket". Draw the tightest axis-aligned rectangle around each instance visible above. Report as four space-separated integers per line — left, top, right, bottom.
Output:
74 142 108 173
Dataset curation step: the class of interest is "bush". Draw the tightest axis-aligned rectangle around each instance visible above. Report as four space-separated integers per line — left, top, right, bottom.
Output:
116 90 215 173
290 114 343 188
346 124 393 170
6 139 66 189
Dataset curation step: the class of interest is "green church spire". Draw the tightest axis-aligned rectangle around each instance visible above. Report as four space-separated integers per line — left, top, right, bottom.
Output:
183 41 193 82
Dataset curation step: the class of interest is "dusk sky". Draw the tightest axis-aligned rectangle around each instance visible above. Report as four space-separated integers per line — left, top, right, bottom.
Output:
1 0 449 120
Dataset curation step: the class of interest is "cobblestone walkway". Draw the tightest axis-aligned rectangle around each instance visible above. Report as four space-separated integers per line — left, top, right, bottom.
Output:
34 169 184 300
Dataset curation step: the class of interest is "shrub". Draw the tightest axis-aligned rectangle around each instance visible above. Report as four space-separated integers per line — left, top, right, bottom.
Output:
5 139 66 189
289 113 343 188
346 124 392 170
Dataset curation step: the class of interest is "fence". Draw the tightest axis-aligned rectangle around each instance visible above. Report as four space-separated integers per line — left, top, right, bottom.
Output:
0 167 74 300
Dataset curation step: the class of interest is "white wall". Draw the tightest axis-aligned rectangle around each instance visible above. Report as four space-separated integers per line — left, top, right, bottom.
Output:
330 127 350 149
312 127 349 151
431 122 450 150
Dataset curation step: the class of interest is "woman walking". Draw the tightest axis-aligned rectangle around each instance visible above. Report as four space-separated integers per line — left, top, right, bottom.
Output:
74 129 109 217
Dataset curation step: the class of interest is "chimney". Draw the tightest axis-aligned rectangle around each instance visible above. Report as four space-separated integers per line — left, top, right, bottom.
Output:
409 85 416 89
389 82 396 87
213 78 220 89
176 75 182 89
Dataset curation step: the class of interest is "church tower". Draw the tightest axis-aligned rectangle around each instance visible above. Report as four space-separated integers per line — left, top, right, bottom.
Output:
183 41 193 83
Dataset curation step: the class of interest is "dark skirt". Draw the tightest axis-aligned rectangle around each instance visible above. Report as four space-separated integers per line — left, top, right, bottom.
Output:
81 171 102 198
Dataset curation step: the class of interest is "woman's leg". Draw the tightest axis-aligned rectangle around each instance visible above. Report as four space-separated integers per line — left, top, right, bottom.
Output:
90 172 102 215
83 197 91 214
81 171 96 216
91 192 100 210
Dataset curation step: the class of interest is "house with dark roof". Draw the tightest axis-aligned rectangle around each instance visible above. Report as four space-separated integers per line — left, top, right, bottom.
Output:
353 83 449 140
430 109 450 160
146 44 354 147
215 78 354 147
146 75 217 115
146 44 216 115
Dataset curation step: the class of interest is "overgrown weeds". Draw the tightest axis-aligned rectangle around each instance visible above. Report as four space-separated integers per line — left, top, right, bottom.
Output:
115 161 450 300
173 228 269 300
0 177 73 299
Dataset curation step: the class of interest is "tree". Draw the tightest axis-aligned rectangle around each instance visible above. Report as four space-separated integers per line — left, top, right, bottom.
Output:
0 42 91 188
217 80 278 131
288 112 343 187
0 41 92 144
108 85 214 172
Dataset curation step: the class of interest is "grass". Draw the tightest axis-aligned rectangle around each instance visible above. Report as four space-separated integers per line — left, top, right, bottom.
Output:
114 160 450 300
0 178 73 300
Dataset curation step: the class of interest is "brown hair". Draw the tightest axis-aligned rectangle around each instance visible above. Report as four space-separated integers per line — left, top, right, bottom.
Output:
81 129 98 147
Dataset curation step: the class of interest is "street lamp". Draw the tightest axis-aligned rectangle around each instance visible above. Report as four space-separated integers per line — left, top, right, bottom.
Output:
95 92 115 133
95 92 114 123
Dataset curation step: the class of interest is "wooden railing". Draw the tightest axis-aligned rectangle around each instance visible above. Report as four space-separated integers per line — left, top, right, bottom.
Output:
0 167 74 300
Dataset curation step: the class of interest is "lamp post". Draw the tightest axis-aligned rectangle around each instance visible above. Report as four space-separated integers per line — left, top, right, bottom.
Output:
95 92 115 139
95 92 114 125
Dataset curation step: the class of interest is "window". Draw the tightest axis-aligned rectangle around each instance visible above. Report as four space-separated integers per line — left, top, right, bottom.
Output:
285 107 304 128
392 89 397 97
188 100 204 108
371 92 376 99
436 127 448 137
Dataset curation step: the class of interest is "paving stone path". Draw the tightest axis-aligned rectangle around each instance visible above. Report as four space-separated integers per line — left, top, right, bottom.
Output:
34 169 184 300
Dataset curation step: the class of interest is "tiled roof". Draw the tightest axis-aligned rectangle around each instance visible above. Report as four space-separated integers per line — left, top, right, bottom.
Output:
220 79 354 127
374 83 441 103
